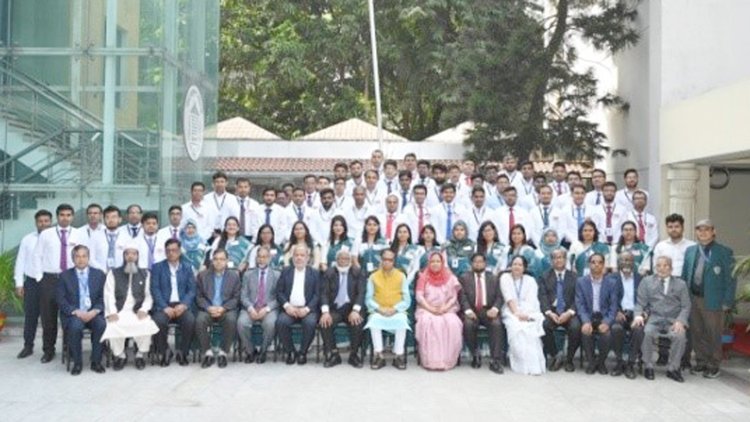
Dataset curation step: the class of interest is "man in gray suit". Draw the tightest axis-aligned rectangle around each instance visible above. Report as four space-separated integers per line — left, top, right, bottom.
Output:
195 248 241 369
237 246 280 364
633 256 691 382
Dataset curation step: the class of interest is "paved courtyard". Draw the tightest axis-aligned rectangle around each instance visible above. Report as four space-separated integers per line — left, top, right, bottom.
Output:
0 333 749 422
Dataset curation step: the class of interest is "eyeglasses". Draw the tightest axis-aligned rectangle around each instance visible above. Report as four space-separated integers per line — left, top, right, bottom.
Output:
381 258 394 262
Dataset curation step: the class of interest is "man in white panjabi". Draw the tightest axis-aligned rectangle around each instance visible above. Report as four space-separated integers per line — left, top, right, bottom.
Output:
101 241 159 370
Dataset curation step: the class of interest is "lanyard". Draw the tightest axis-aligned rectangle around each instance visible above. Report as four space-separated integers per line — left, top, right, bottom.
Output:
213 193 227 210
698 245 712 265
472 207 485 224
190 203 204 218
366 188 379 205
514 277 524 300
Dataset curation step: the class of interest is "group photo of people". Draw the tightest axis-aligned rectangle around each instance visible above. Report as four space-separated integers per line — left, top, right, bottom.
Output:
13 150 738 384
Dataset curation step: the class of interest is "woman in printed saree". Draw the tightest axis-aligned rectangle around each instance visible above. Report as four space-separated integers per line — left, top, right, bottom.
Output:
320 215 353 272
353 215 389 276
246 224 284 271
569 220 611 276
475 220 508 275
444 221 475 277
390 223 422 285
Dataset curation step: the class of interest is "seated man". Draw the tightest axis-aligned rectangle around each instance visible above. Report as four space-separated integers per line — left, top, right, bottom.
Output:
102 241 159 370
276 245 320 365
575 252 618 375
633 256 691 382
195 248 241 368
150 239 196 367
459 253 505 374
538 248 580 372
609 251 644 379
237 246 280 364
319 249 367 368
56 245 107 375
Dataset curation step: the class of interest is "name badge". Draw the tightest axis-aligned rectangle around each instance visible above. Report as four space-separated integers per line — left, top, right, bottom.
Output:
604 228 613 237
714 266 721 275
367 262 374 272
83 297 91 309
463 245 473 251
452 258 459 268
228 261 235 269
341 245 350 252
229 240 239 247
270 249 278 256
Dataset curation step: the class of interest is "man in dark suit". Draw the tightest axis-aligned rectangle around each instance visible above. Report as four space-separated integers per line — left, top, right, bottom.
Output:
608 251 644 379
276 244 320 365
458 253 505 374
681 219 736 379
237 246 280 364
195 248 241 368
56 245 106 375
319 249 366 368
150 239 196 366
575 252 618 374
538 248 580 372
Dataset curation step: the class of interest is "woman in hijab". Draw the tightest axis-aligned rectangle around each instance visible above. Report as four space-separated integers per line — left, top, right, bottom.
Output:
180 219 207 273
414 252 463 370
538 228 562 276
444 221 475 277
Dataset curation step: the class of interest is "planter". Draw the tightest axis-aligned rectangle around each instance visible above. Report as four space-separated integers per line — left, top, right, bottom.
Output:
0 310 6 333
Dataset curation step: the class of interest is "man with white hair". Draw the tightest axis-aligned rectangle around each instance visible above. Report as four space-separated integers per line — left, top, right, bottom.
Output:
101 241 159 371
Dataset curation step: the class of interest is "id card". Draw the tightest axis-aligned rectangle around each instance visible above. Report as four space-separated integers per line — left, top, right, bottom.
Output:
452 258 459 268
367 262 374 273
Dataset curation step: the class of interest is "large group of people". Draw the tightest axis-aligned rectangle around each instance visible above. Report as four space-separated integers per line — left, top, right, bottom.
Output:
12 150 738 383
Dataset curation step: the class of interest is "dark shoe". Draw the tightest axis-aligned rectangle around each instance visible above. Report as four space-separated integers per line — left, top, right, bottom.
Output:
564 360 575 372
40 352 55 364
135 357 146 370
489 359 504 374
217 355 228 368
392 355 407 370
371 354 385 370
610 361 624 377
680 361 692 372
91 362 106 374
550 356 564 372
585 364 597 375
471 356 481 369
257 351 267 364
348 354 363 368
244 352 254 364
17 347 33 359
656 353 668 366
597 363 609 375
297 353 307 365
703 368 720 379
624 363 636 380
177 353 189 366
71 364 82 375
324 353 341 368
201 355 215 369
644 368 655 380
113 357 127 371
690 364 707 375
286 352 297 365
667 370 685 383
160 350 173 367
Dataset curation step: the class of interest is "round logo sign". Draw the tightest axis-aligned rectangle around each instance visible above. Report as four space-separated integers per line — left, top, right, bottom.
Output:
183 85 204 162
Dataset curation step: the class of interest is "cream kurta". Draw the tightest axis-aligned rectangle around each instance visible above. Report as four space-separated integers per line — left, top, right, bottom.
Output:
101 271 159 342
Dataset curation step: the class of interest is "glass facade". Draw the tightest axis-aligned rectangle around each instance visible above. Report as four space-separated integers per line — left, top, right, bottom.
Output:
0 0 219 250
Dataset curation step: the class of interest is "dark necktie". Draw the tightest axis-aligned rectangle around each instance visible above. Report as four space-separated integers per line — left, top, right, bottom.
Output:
265 207 272 226
256 269 266 309
59 229 68 271
239 199 246 235
556 273 566 314
475 273 483 310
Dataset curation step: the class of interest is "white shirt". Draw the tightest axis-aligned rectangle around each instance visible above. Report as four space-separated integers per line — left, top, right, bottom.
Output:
80 224 104 239
333 194 353 213
119 223 143 240
620 272 635 311
255 203 288 243
308 206 338 246
168 262 180 303
289 268 307 307
466 205 492 241
430 201 470 244
590 202 627 245
364 186 387 214
401 202 432 240
204 191 240 231
137 233 164 269
236 196 262 238
489 205 535 246
615 188 649 212
584 189 604 207
32 226 88 279
156 225 181 246
661 276 671 295
529 203 563 247
14 231 39 287
559 203 596 244
549 180 570 197
181 201 218 241
623 209 659 249
89 229 129 272
335 203 373 241
378 211 407 242
344 177 366 197
651 237 696 276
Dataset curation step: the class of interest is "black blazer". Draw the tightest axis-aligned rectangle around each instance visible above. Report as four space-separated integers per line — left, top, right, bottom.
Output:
458 270 503 313
538 268 577 314
56 267 106 318
277 266 320 312
320 266 366 312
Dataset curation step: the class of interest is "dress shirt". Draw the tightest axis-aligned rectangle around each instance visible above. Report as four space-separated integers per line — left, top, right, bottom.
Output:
14 231 39 287
651 237 696 276
77 267 91 311
32 226 87 280
591 278 603 313
620 272 635 311
290 268 307 307
168 262 180 303
662 276 671 295
181 201 218 241
212 272 225 307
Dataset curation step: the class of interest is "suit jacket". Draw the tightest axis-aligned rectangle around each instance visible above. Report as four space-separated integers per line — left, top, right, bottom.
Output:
537 268 577 314
150 259 197 312
276 266 320 311
608 271 642 312
458 270 503 313
575 275 618 326
320 266 366 313
634 275 691 327
196 269 241 312
240 266 280 311
56 267 106 318
681 242 736 311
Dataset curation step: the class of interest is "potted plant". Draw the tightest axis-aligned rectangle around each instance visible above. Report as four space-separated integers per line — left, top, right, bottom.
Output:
0 250 23 334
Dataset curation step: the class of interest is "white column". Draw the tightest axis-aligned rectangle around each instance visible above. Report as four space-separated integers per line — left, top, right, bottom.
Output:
667 163 700 230
102 0 117 185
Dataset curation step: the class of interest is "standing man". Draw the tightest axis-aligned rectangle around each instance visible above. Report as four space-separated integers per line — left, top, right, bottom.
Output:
15 209 52 359
308 188 338 245
157 205 183 245
345 160 366 196
681 219 736 379
235 177 261 242
548 162 570 197
80 203 104 239
650 213 695 277
89 205 128 272
136 212 163 270
591 181 626 246
204 171 239 237
31 204 87 363
466 186 492 241
615 168 649 211
237 246 280 364
402 185 432 239
585 169 607 207
623 190 658 250
257 187 288 243
430 183 469 244
121 204 144 239
490 187 535 245
181 181 217 242
378 194 407 243
336 186 371 239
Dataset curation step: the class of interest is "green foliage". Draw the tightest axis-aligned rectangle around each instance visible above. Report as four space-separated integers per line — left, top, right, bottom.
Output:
0 250 23 314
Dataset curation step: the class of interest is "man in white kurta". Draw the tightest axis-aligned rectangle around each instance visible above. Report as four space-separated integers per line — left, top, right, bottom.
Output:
101 243 158 370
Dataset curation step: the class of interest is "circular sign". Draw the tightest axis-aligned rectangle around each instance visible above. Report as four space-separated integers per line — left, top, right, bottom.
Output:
183 85 204 162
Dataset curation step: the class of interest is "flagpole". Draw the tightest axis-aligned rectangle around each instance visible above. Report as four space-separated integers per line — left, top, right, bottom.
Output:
367 0 384 153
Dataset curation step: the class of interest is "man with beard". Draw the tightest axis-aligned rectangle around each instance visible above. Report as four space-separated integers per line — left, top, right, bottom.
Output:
426 163 448 207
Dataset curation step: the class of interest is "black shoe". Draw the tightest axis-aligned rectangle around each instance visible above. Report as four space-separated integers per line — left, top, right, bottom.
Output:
135 357 146 370
286 352 297 365
597 363 609 375
564 360 575 372
690 364 707 375
585 364 597 375
703 368 720 379
17 347 33 359
160 350 173 367
297 353 307 365
392 355 407 370
257 351 267 364
113 357 127 371
91 362 106 374
348 354 363 368
217 355 228 368
244 352 254 364
489 359 504 374
371 354 385 370
550 356 564 372
177 353 189 366
324 353 341 368
71 363 82 375
680 361 692 372
201 355 215 368
644 368 655 380
667 370 685 383
624 363 636 379
40 352 55 364
471 356 481 369
610 361 624 377
656 353 668 366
